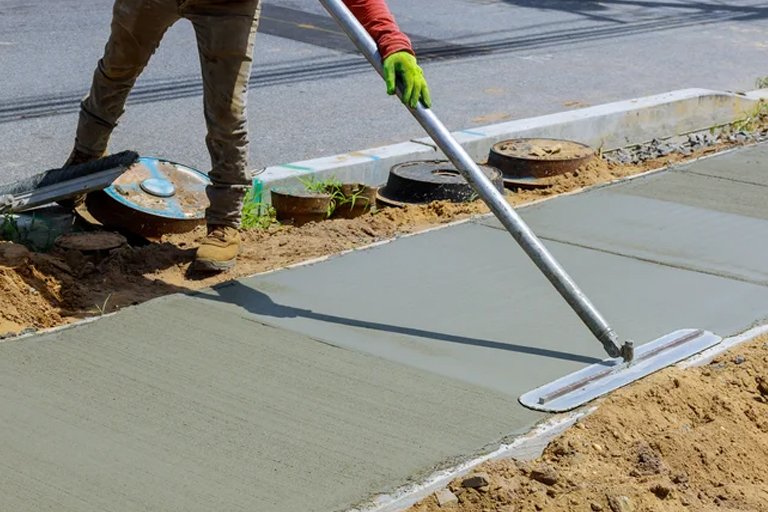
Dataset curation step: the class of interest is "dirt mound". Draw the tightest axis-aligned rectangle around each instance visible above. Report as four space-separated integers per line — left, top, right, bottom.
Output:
410 336 768 512
0 248 66 335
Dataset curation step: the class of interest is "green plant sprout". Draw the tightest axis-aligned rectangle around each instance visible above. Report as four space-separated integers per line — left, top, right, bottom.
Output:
241 188 278 230
730 100 768 134
94 293 113 316
299 177 372 216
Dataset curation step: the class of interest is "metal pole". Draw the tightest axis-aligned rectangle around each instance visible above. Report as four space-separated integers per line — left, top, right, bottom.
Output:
320 0 632 361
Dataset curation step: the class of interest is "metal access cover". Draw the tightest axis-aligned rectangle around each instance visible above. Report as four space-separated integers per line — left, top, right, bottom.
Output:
489 138 594 179
104 157 209 219
83 157 211 238
377 160 504 206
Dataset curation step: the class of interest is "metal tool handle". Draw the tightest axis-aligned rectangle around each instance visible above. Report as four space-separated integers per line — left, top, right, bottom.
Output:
320 0 631 360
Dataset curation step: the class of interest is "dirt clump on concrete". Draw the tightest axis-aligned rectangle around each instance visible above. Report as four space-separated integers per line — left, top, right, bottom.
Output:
408 336 768 512
0 144 743 337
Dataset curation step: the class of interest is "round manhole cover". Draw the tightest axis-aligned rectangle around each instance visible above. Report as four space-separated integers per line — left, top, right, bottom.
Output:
489 138 594 179
81 157 211 238
377 160 504 206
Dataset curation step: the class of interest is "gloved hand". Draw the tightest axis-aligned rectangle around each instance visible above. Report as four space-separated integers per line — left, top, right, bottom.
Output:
382 51 431 109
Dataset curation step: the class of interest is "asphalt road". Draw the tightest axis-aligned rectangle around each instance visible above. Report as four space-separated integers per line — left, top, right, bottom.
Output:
1 0 767 182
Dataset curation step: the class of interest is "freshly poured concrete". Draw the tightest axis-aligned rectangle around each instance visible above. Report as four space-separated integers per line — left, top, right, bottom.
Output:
0 297 535 511
3 143 768 511
199 222 768 396
479 144 768 286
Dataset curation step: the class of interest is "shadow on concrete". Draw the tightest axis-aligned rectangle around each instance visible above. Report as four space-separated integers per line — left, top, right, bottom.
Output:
195 280 602 365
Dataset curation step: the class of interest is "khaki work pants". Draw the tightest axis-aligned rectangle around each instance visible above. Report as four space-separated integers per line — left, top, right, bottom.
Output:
75 0 261 227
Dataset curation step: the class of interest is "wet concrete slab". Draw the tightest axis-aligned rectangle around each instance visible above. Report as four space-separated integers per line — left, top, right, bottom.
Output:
0 296 534 512
3 143 768 511
676 143 768 186
481 190 768 285
197 220 768 397
611 166 768 220
478 143 768 285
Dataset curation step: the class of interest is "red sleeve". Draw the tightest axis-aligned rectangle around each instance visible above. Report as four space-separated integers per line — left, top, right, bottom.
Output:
342 0 414 59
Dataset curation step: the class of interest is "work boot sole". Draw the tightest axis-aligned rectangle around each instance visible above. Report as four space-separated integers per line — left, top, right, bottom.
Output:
193 256 237 272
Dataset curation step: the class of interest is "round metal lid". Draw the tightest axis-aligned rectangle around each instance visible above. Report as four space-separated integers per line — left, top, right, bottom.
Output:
103 157 211 220
378 160 504 205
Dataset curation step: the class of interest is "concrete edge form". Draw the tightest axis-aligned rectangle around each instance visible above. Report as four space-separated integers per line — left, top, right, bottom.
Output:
352 323 768 512
253 88 768 203
681 323 768 368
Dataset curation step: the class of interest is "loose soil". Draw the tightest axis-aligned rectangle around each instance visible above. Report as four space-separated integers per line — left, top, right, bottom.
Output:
494 138 593 160
408 335 768 512
0 142 745 338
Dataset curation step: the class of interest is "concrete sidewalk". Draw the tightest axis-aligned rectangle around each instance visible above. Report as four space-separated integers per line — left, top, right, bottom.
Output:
2 143 767 511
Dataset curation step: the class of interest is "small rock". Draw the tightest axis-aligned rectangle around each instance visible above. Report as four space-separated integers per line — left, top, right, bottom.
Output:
530 465 559 486
591 503 604 511
607 495 634 512
732 355 746 365
461 472 490 489
672 473 689 485
593 443 604 454
477 485 490 493
650 483 673 499
550 439 573 457
435 488 458 508
756 376 768 397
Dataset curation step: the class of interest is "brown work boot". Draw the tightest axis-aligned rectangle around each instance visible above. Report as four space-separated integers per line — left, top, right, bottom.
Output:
194 225 241 272
59 148 106 209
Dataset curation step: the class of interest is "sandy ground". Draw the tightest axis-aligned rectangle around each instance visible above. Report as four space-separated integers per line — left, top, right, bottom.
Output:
0 142 743 338
408 335 768 512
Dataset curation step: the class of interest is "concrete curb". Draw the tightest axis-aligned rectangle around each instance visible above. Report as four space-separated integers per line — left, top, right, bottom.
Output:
252 88 768 203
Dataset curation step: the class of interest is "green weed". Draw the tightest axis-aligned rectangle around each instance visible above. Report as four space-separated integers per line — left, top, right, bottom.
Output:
241 188 278 229
299 176 343 217
299 177 372 216
730 100 768 134
241 188 278 230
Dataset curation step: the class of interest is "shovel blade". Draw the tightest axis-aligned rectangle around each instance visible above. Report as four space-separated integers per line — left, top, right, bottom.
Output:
519 329 721 412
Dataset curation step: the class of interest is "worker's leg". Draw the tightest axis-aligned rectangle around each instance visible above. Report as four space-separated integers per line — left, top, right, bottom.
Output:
73 0 179 156
184 0 261 229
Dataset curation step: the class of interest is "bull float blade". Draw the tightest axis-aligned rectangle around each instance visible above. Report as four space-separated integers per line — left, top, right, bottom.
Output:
519 329 721 413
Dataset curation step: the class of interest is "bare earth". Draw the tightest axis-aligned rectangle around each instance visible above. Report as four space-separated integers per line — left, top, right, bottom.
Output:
0 143 735 337
408 335 768 512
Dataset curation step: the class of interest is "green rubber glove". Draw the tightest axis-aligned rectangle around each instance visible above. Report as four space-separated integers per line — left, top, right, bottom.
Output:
382 51 432 109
